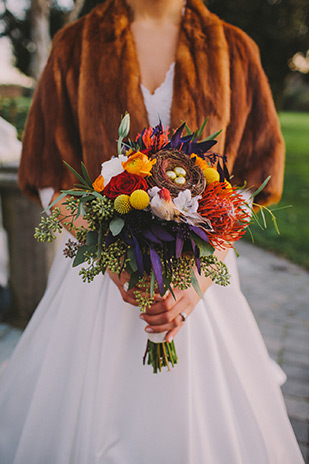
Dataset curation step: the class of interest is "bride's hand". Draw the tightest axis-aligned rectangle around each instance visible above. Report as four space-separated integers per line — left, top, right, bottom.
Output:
107 270 164 306
139 248 230 342
139 285 202 343
107 269 140 306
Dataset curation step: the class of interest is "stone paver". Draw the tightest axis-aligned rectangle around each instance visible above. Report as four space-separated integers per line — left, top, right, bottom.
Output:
0 241 308 461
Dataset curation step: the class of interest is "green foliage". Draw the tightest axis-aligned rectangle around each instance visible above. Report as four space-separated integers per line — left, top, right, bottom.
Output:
244 112 309 269
34 207 63 242
205 0 309 108
0 97 32 140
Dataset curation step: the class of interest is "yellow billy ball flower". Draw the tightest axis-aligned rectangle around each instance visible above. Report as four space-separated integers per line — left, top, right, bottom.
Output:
203 167 220 184
223 180 233 192
130 190 150 210
114 194 132 214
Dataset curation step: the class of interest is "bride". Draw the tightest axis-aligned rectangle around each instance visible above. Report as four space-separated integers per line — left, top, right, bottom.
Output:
0 0 304 462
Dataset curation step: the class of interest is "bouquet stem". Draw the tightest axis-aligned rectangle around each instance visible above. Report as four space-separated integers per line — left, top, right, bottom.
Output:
143 339 178 373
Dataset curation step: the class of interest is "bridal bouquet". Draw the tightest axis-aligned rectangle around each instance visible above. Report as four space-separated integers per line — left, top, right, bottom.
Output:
35 114 263 373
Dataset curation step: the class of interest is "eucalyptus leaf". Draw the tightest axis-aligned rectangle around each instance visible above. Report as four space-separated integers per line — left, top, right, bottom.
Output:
127 248 138 272
43 192 66 213
190 268 204 299
129 271 140 290
73 245 89 267
75 203 81 220
167 282 176 301
150 269 155 297
86 231 98 246
63 161 90 188
61 190 87 197
109 217 125 236
190 233 214 257
81 162 93 188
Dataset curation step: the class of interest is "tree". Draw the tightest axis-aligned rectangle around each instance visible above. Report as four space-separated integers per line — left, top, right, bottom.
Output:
205 0 309 107
29 0 51 79
0 0 87 80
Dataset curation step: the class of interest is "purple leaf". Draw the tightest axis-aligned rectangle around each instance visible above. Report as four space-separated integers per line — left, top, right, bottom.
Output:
151 223 175 242
191 238 197 256
191 238 201 275
169 122 186 148
176 235 184 258
217 161 225 182
143 230 162 245
143 252 151 275
195 256 201 275
150 247 164 295
223 160 231 182
190 226 209 242
132 233 144 276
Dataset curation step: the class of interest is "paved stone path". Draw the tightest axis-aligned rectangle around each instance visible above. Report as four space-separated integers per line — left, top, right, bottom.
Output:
0 241 308 461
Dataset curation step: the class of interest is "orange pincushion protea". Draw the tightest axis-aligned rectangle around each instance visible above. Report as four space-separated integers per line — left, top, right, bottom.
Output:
137 126 169 152
198 182 251 249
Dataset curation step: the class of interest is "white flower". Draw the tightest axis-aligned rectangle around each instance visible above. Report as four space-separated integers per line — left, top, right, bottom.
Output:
101 155 128 185
173 190 201 214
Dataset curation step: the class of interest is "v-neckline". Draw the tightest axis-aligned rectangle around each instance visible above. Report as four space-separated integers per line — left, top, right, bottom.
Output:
140 62 175 96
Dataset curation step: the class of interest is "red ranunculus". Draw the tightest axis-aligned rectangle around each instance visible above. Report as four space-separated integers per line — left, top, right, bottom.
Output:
103 171 148 199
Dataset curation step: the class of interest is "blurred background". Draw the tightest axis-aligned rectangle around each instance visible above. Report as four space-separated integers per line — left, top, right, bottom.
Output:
0 1 308 459
0 0 308 320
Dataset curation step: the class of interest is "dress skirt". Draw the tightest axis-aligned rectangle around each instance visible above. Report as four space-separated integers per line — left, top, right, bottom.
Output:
0 234 304 463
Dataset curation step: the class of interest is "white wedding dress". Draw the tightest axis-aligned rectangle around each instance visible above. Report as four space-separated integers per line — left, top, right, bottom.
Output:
0 63 304 464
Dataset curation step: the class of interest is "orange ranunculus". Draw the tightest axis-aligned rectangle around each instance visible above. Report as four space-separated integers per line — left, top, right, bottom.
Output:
92 174 104 192
190 153 209 172
122 151 156 177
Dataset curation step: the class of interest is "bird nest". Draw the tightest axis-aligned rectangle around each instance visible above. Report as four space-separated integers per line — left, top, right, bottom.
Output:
148 149 206 197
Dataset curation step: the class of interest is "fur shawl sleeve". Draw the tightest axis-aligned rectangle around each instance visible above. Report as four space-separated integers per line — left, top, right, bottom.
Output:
18 0 284 207
18 19 86 200
223 23 284 205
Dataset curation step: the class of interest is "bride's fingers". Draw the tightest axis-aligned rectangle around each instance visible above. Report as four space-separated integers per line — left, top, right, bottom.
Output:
140 298 188 329
119 286 140 306
142 313 185 335
145 291 179 315
166 325 182 343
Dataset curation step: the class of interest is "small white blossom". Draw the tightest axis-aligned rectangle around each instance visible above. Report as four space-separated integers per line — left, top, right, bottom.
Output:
101 155 128 185
173 190 201 214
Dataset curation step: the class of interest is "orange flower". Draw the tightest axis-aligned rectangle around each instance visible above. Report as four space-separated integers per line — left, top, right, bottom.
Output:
190 154 209 171
137 127 169 151
122 152 156 177
198 182 251 249
92 174 104 192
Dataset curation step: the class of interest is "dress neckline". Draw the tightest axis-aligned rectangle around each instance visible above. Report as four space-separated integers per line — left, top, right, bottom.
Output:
140 62 175 97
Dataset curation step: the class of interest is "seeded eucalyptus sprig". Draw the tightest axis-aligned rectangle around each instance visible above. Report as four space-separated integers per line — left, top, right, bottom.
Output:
34 207 63 242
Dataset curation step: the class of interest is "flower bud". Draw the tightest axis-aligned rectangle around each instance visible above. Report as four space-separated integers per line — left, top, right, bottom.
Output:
118 113 130 138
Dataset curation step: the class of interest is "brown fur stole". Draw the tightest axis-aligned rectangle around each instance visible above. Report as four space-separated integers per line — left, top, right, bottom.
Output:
18 0 284 206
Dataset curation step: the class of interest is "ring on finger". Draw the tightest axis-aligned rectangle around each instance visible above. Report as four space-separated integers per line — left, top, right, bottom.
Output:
179 311 187 322
123 282 129 292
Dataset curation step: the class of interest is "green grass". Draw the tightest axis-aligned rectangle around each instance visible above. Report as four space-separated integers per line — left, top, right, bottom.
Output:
0 96 32 140
244 112 309 269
